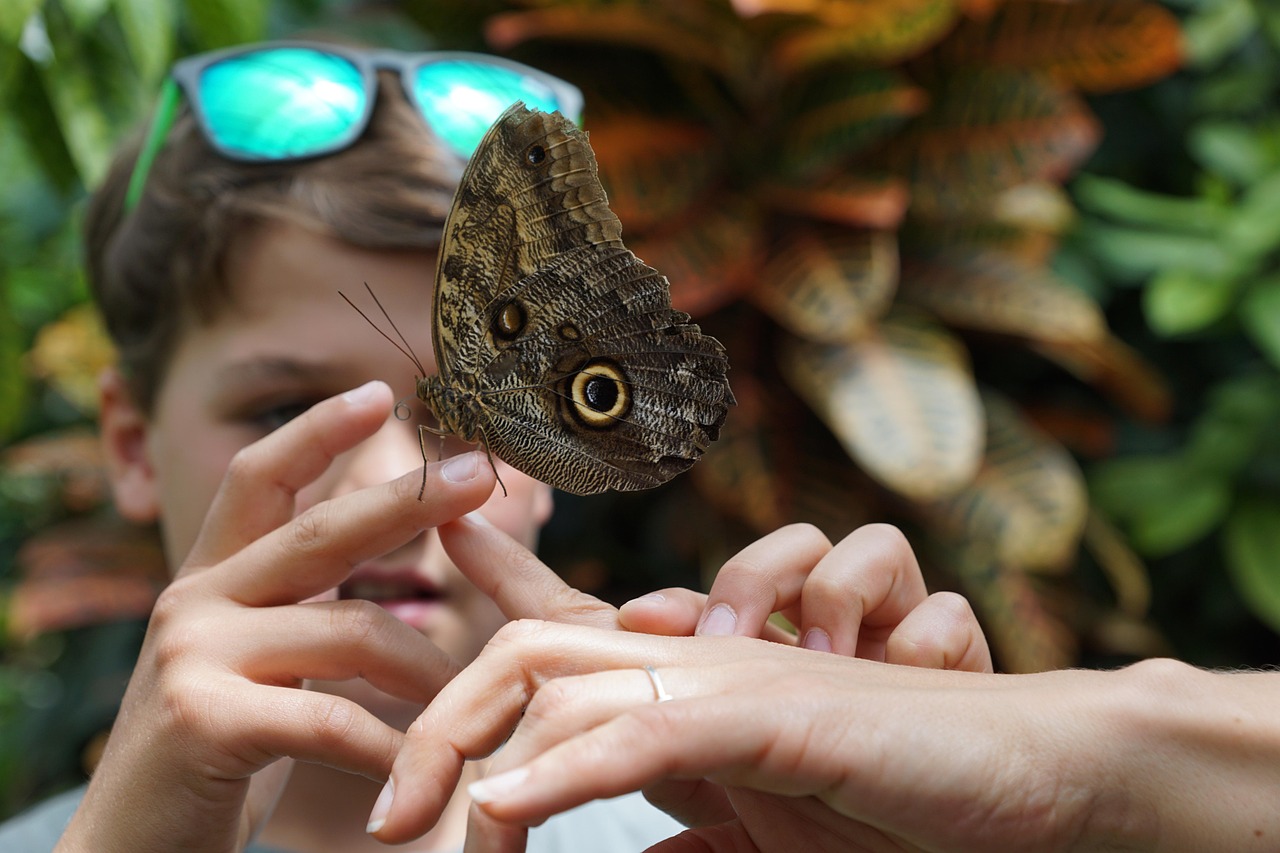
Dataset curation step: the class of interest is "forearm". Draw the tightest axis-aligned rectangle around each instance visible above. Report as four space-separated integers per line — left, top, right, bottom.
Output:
1075 659 1280 850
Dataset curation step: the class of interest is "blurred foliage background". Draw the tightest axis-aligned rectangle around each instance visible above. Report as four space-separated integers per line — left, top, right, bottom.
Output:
0 0 1277 823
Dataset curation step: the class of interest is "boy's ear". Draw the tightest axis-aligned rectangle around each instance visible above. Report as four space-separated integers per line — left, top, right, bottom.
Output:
98 368 160 522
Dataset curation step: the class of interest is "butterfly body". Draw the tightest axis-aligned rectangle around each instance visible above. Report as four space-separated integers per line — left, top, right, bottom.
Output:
421 103 733 496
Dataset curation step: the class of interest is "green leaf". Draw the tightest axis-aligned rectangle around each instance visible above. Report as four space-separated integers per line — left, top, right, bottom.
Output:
1240 274 1280 369
1223 496 1280 634
113 0 174 84
62 0 112 32
1186 373 1280 476
1189 121 1278 186
1222 172 1280 261
1073 173 1230 234
0 0 43 47
1073 221 1239 283
181 0 268 48
1143 267 1238 337
0 283 28 443
1182 0 1256 68
1090 455 1232 556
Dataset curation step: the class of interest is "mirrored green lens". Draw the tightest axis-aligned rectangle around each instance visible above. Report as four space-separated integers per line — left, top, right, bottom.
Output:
198 48 367 160
411 61 577 158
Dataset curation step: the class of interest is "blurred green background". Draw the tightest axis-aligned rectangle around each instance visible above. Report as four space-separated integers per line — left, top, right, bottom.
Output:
2 0 1278 823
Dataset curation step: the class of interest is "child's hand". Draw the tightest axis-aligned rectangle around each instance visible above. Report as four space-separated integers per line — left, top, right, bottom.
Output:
58 382 495 853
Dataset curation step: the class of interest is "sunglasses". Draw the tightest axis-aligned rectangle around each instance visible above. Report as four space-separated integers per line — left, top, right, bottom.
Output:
123 41 585 212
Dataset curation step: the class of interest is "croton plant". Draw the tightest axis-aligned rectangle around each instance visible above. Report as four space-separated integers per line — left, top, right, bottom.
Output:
405 0 1184 671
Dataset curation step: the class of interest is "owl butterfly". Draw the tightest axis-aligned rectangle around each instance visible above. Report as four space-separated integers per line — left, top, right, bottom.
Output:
413 102 734 496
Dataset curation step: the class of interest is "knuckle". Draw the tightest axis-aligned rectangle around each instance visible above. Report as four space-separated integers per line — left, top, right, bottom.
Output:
285 502 332 557
308 694 362 748
329 600 389 649
858 522 911 556
782 522 833 550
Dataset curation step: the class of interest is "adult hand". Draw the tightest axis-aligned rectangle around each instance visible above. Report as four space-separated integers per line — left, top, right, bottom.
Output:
57 382 496 853
370 517 993 849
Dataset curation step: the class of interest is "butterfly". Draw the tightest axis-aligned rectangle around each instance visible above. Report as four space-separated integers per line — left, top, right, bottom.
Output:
367 102 734 496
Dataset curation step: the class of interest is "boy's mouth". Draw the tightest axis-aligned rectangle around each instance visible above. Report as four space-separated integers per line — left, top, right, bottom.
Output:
340 567 445 607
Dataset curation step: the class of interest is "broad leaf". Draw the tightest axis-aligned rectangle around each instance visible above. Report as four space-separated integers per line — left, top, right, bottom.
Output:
753 226 898 343
1089 454 1232 557
1240 273 1280 370
936 0 1182 94
113 0 174 84
762 172 909 229
882 70 1100 220
628 198 762 317
768 0 961 69
1033 334 1171 423
780 310 984 499
590 115 721 233
922 391 1088 572
1144 267 1238 338
0 0 42 47
900 250 1105 345
181 0 267 49
1082 511 1151 617
1073 173 1229 234
1223 496 1280 635
777 68 926 179
949 545 1076 672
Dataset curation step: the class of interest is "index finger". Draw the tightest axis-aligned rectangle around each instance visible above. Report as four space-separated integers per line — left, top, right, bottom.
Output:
184 381 394 571
438 513 618 629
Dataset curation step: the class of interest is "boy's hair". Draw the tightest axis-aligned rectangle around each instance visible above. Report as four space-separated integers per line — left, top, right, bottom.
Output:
85 70 462 413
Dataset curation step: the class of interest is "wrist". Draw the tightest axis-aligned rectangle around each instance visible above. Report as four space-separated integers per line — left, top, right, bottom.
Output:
1076 658 1280 850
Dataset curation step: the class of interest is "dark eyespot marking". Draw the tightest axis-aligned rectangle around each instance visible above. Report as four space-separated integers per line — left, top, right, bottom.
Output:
525 145 546 166
491 300 527 340
567 361 631 429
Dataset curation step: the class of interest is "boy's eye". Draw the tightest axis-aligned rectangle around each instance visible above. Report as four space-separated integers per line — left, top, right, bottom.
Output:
249 399 317 432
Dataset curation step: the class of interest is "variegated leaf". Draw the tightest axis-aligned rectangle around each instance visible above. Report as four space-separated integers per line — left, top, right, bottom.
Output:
921 391 1088 572
898 250 1105 345
1033 333 1172 423
777 68 927 179
766 0 961 68
591 115 722 232
780 310 984 499
950 545 1077 672
763 173 910 229
879 70 1099 220
628 198 763 316
937 0 1183 94
754 226 898 343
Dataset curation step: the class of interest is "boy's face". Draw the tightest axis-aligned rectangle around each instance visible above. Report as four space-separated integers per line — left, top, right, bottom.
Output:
103 221 553 719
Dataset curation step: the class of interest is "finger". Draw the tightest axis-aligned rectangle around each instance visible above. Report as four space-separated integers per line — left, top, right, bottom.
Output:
205 451 493 607
371 622 691 843
796 524 929 659
185 381 394 571
461 668 663 853
222 600 462 702
465 690 836 826
439 513 618 628
695 524 832 640
189 681 404 782
618 589 795 645
641 779 735 828
884 592 993 674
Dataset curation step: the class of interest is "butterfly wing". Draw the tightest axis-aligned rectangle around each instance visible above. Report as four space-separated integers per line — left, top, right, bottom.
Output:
431 102 733 494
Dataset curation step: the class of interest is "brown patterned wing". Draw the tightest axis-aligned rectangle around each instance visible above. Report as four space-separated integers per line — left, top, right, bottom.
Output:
432 102 623 379
425 102 733 495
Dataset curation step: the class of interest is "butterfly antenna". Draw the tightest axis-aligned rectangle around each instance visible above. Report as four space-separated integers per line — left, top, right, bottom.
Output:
339 285 427 375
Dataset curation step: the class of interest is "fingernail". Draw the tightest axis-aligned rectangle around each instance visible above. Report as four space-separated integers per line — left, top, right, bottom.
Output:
342 380 382 405
629 592 666 606
468 766 529 804
462 510 491 527
802 628 832 653
442 452 479 483
365 777 394 834
697 603 737 637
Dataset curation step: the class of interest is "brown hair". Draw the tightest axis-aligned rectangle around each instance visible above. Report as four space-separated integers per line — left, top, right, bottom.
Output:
85 70 462 412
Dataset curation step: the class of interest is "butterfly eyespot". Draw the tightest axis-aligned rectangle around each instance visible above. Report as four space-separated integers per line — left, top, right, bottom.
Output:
525 145 546 166
558 321 582 341
491 300 527 340
568 361 631 428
